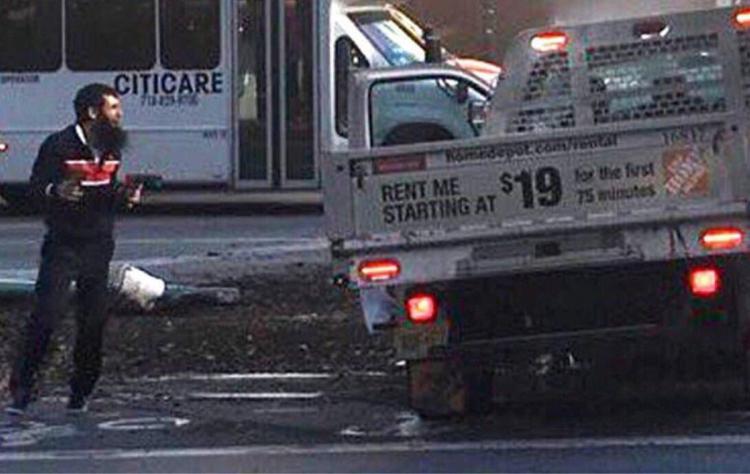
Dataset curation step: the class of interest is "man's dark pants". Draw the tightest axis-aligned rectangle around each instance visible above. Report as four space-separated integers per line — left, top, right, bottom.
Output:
10 235 115 406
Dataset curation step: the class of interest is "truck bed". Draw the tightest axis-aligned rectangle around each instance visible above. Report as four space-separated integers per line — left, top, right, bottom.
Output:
324 6 750 286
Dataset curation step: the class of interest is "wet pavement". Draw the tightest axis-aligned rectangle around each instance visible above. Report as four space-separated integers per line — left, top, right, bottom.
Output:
6 215 750 471
6 370 750 472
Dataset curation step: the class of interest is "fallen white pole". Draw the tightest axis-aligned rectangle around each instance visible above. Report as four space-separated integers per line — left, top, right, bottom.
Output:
0 264 239 311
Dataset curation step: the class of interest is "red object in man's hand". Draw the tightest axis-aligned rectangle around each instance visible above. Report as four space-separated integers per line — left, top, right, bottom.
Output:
64 159 120 187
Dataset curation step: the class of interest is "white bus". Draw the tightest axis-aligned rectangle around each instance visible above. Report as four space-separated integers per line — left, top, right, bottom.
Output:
0 0 498 203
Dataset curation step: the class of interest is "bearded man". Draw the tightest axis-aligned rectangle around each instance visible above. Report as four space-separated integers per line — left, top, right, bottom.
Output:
6 83 142 415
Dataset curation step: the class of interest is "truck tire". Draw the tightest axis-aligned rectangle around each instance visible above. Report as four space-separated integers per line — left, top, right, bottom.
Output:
449 281 496 415
406 282 497 418
407 357 493 418
407 358 465 419
460 362 494 415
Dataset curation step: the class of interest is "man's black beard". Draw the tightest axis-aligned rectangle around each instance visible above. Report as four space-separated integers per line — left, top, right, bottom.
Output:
89 119 128 154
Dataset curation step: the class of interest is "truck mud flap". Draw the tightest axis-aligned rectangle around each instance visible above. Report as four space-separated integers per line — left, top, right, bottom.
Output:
408 358 466 418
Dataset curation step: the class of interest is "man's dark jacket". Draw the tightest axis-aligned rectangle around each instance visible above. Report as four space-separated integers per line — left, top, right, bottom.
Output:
30 124 125 240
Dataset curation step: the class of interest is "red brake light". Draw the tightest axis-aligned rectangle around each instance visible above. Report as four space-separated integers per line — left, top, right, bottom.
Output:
0 142 7 153
700 227 744 250
735 7 750 29
530 31 569 53
689 268 720 298
358 259 400 282
406 293 437 323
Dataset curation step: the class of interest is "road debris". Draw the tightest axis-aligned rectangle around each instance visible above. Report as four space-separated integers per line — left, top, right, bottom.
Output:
0 264 240 311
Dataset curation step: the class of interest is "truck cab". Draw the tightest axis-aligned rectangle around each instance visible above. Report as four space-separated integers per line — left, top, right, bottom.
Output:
321 0 499 151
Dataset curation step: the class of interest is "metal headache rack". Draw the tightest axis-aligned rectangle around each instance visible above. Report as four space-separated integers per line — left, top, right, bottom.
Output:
491 7 750 136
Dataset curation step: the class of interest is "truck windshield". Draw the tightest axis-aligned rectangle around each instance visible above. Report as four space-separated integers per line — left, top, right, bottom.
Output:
348 11 425 66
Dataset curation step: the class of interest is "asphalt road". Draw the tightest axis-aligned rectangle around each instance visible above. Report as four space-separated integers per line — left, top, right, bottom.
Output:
0 215 326 281
3 372 750 472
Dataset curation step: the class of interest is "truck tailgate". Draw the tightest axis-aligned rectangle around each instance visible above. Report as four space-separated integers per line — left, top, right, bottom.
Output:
350 117 746 237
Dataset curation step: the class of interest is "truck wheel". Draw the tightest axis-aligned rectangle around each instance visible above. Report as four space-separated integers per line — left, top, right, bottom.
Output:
461 362 494 415
407 358 493 418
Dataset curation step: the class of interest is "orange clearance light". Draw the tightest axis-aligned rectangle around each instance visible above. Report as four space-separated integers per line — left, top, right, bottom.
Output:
689 268 720 298
735 7 750 28
358 259 401 282
530 31 569 53
406 293 437 324
0 142 7 153
700 227 744 250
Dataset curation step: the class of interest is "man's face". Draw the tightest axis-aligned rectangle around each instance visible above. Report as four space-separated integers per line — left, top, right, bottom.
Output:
99 94 123 127
89 94 127 152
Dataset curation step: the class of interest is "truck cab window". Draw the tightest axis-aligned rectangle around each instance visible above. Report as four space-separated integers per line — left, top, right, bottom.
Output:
335 37 369 137
369 76 487 147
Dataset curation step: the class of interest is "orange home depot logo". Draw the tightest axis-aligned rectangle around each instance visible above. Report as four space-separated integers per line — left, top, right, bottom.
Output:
663 146 710 197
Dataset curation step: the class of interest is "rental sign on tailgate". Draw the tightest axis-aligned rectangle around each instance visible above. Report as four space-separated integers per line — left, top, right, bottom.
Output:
353 122 734 234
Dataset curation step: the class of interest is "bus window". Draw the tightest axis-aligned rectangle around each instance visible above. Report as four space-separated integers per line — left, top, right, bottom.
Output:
0 0 62 72
160 0 221 70
66 0 155 71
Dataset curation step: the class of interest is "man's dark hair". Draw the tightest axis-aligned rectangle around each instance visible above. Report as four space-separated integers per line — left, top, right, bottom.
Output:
73 83 119 122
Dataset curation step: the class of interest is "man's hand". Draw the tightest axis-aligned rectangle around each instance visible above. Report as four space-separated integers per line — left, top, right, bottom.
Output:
54 179 83 203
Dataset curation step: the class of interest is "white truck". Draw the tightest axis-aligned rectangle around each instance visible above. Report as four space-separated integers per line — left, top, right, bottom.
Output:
323 5 750 417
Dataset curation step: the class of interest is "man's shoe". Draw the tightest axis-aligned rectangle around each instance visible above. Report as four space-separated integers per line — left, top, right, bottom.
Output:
66 394 88 414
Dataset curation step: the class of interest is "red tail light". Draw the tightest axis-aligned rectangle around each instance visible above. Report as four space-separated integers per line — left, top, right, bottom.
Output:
700 227 744 250
358 259 400 282
735 7 750 29
689 268 720 298
406 293 437 323
530 31 569 53
0 142 7 153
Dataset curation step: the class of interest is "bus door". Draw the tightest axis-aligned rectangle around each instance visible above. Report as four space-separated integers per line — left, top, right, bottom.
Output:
280 0 316 188
236 0 272 188
235 0 317 189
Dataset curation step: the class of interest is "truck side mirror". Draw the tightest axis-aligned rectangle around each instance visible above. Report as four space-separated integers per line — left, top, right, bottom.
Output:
424 27 442 63
335 38 353 136
455 81 469 105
